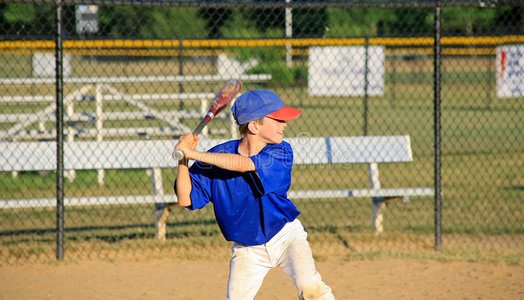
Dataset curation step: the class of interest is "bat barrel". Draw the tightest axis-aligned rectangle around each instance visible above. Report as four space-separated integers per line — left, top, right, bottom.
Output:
172 79 241 161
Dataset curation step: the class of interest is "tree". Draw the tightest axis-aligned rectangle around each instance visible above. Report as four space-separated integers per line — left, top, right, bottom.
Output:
292 4 328 37
97 7 207 39
326 8 396 37
1 4 55 38
493 6 522 35
198 8 234 38
379 8 433 36
441 7 497 35
146 8 207 38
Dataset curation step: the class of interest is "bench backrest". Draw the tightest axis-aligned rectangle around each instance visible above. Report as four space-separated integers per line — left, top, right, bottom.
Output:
0 135 413 172
290 136 412 164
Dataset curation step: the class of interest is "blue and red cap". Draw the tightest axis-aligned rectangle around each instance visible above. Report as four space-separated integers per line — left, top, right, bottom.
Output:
231 89 302 125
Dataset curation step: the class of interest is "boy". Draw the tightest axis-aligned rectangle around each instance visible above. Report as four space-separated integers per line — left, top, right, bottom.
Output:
174 89 335 300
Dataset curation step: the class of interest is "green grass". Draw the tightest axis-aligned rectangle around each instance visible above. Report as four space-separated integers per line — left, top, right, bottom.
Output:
0 55 523 263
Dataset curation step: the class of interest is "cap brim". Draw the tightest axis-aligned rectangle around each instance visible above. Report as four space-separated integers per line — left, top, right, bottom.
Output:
266 106 302 121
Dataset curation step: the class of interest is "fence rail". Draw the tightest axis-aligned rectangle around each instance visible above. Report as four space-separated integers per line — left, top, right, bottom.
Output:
2 35 523 55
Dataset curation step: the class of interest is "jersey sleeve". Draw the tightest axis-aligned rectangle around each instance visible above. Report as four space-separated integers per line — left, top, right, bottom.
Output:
185 161 213 210
174 140 240 210
248 141 294 196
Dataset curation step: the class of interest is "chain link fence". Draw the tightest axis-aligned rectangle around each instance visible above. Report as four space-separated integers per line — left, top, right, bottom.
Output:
0 1 522 263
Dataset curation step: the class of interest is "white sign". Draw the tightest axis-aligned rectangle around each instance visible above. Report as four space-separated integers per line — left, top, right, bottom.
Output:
497 45 524 98
33 53 71 78
308 46 385 96
76 5 99 34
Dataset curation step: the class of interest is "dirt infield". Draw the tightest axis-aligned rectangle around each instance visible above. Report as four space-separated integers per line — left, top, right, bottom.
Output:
1 256 522 300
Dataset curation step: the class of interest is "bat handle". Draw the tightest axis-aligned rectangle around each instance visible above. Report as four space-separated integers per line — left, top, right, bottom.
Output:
172 119 209 161
172 149 185 160
193 116 210 135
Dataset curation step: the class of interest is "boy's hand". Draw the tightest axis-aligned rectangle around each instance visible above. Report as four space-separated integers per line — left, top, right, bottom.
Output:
175 134 199 160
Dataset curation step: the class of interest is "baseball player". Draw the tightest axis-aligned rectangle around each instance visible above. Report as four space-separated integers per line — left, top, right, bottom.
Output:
174 89 335 300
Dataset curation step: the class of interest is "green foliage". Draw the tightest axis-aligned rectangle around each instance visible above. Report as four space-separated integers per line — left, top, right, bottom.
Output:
220 9 266 39
245 1 327 38
1 4 520 38
329 7 432 36
2 4 35 23
327 6 517 37
245 2 285 31
292 5 328 37
198 8 233 38
247 63 307 87
1 4 54 37
293 65 308 86
97 7 207 38
381 8 434 36
224 24 290 84
326 8 395 37
441 7 497 35
493 6 523 34
98 6 146 38
221 11 306 88
221 10 301 88
145 8 207 38
248 61 295 87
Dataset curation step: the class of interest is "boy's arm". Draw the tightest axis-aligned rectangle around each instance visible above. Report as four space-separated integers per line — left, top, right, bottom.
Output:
174 134 199 207
184 150 256 173
175 158 192 207
175 133 255 173
174 134 255 207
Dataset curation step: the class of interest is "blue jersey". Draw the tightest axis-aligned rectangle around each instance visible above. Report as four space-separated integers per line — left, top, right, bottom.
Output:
182 139 300 246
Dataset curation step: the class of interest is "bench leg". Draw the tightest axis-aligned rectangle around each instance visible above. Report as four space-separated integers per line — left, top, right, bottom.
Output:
372 197 385 235
151 167 168 240
368 162 385 234
155 203 170 241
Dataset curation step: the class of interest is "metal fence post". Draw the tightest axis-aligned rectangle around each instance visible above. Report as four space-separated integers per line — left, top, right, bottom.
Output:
179 38 184 110
433 2 442 251
363 36 369 136
55 1 65 260
285 0 293 67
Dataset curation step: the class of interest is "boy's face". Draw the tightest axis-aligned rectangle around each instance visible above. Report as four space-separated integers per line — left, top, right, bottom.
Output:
257 117 287 144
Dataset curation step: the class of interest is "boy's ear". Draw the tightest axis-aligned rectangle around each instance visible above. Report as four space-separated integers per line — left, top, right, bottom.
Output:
247 121 259 134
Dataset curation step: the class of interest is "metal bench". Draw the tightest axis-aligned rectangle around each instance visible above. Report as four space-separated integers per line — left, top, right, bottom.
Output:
0 135 433 238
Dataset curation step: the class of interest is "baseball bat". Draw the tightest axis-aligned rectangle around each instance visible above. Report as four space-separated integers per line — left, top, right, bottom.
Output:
172 79 242 160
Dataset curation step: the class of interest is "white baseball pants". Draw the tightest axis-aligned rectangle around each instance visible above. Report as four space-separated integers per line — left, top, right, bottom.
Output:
227 219 335 300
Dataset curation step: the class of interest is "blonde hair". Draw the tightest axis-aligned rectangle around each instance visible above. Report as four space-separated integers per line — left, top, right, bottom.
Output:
238 117 265 137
